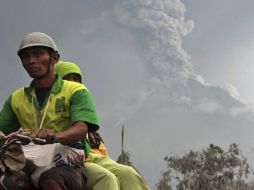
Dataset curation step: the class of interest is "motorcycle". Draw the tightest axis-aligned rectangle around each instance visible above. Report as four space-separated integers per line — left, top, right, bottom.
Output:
0 130 85 190
0 130 45 190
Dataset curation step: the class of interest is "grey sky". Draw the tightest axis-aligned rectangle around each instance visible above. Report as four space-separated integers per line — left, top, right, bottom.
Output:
2 0 254 189
183 0 254 101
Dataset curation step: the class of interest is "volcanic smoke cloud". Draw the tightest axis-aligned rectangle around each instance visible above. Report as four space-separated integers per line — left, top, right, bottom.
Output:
113 0 254 115
107 0 254 187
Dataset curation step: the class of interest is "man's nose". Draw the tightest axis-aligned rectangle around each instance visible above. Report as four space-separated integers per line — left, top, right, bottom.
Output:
27 55 37 65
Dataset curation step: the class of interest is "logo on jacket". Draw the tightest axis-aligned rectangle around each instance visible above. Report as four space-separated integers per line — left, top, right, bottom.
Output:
55 97 66 114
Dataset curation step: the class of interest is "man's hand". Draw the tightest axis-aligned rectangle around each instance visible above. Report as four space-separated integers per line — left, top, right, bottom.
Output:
0 131 6 139
32 128 56 144
32 121 88 144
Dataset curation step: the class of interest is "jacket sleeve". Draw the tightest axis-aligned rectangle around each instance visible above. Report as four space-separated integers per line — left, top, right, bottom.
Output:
70 89 99 132
0 95 20 135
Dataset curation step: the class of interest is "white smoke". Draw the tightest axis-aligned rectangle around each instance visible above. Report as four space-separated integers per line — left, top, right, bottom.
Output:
106 0 254 187
224 84 240 100
114 0 195 94
80 0 197 123
75 0 254 188
112 0 254 113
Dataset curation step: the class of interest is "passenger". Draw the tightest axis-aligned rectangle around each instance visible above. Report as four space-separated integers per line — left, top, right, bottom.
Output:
55 61 150 190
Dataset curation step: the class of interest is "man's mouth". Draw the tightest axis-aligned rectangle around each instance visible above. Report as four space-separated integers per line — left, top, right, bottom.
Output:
28 67 40 71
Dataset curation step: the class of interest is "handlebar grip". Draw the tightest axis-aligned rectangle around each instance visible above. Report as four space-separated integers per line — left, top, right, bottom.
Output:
16 134 47 144
33 138 47 144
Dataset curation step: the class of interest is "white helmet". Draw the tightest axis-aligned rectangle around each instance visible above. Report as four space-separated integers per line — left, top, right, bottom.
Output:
17 32 58 56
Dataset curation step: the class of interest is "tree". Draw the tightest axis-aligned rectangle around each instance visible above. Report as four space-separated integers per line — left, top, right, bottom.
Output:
163 143 251 190
116 124 143 175
117 124 132 166
156 170 172 190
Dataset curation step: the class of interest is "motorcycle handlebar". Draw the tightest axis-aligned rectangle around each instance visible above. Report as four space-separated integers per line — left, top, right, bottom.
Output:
15 134 47 144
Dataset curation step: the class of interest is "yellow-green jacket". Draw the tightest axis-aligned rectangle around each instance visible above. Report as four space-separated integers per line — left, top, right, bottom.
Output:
0 77 99 154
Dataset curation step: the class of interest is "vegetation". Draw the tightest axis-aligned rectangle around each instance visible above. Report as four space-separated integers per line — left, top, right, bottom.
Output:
156 170 172 190
117 124 133 166
157 143 254 190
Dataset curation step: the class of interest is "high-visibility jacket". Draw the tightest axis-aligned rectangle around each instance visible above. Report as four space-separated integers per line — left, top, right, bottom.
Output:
0 77 99 155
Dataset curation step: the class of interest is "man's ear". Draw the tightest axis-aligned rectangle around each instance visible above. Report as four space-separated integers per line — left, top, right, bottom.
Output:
52 52 60 65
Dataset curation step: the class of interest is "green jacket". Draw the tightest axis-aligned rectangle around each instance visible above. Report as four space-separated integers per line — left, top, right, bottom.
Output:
0 77 99 155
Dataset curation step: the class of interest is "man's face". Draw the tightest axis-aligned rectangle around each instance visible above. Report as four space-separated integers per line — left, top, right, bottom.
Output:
63 73 81 83
19 47 56 78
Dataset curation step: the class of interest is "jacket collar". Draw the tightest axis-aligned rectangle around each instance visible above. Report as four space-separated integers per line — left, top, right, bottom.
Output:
24 75 63 102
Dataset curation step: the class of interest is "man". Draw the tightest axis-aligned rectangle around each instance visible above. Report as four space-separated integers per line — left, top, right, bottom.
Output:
55 61 150 190
0 32 99 190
